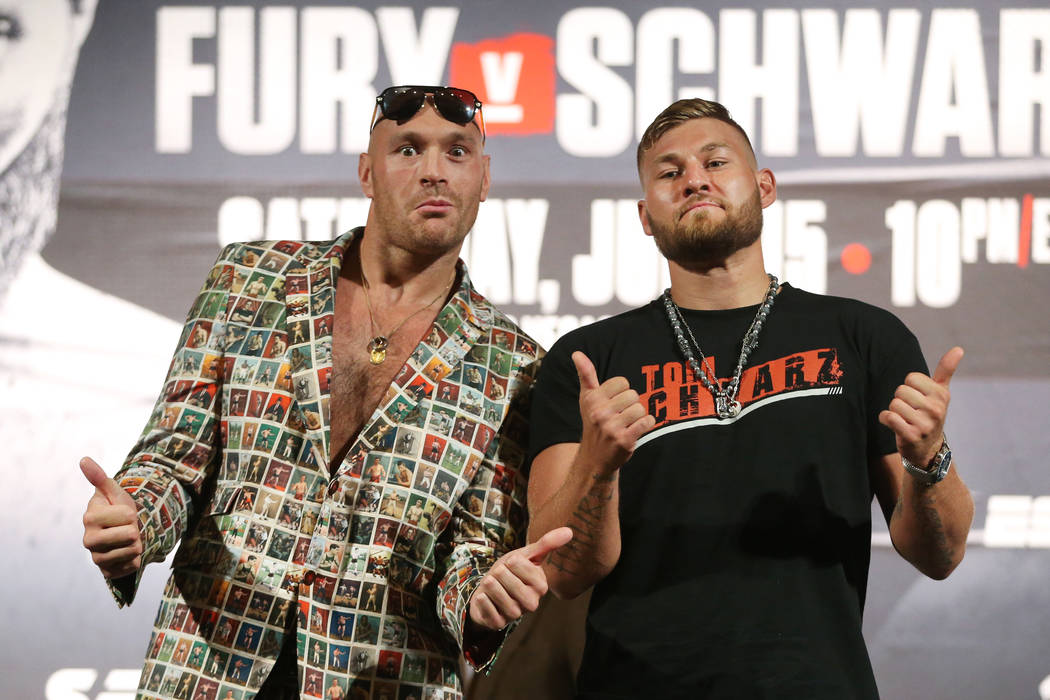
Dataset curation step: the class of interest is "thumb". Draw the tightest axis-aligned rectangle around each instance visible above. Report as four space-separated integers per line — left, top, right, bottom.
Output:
571 351 599 392
80 456 127 506
523 526 573 563
932 346 964 386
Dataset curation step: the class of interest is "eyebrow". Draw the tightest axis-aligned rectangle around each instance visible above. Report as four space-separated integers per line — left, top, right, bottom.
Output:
394 128 480 147
653 141 732 164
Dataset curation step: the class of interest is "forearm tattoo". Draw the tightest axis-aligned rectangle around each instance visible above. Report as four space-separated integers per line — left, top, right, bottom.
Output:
918 489 954 572
546 473 616 576
898 484 955 572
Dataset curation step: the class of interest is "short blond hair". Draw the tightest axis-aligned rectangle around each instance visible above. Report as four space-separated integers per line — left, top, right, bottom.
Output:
637 98 756 174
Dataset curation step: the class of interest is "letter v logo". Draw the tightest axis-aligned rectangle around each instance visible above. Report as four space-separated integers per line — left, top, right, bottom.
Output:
449 33 555 135
480 51 524 123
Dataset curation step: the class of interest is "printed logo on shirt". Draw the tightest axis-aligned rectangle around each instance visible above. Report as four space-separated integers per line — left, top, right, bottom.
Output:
637 348 843 444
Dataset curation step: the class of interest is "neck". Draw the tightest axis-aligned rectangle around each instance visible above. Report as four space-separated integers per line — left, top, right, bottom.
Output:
353 228 460 305
666 242 771 310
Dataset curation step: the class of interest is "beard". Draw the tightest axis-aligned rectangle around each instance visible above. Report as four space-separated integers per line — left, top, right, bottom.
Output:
647 188 764 271
0 94 69 300
370 185 480 257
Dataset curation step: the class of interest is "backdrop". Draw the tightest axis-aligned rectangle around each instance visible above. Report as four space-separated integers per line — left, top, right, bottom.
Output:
2 1 1048 698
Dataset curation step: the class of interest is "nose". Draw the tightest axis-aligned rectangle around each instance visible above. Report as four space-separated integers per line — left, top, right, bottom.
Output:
683 162 710 197
419 146 447 186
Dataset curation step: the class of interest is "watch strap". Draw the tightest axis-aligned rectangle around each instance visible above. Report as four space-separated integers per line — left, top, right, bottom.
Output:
902 437 952 485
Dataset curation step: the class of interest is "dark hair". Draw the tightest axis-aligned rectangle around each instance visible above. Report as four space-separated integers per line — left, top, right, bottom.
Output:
636 98 755 174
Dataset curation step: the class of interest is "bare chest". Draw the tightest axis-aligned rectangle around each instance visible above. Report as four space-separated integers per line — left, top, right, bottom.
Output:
328 283 439 471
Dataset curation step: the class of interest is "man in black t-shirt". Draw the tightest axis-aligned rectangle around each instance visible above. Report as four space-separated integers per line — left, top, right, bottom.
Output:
527 98 974 699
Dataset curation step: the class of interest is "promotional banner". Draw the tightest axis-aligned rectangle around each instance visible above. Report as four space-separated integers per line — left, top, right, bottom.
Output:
2 2 1048 698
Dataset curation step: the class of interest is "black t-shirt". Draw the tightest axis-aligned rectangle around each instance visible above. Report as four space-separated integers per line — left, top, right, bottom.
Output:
530 285 927 700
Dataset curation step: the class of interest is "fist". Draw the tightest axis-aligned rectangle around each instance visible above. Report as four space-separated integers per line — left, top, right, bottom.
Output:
81 456 144 580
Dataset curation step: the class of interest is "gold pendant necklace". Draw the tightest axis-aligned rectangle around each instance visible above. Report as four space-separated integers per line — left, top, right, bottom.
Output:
367 336 390 365
360 266 455 365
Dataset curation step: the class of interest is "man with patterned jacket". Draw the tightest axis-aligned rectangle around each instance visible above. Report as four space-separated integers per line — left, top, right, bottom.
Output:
80 85 570 700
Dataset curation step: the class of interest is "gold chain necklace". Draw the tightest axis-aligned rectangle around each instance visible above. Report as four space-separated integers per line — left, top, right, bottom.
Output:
360 266 455 365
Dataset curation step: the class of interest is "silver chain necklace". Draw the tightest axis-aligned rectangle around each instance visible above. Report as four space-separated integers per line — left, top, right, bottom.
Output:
662 274 779 419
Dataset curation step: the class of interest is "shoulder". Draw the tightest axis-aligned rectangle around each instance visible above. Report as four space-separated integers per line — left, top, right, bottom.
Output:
547 302 660 356
460 275 543 364
452 287 544 406
221 230 354 272
492 304 543 362
779 285 913 336
216 240 299 276
777 286 922 374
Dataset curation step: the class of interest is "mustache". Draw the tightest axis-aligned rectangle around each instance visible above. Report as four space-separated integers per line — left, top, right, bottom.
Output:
676 196 724 220
413 187 458 208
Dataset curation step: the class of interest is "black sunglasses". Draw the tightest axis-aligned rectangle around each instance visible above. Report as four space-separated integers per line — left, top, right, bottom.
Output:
370 85 486 141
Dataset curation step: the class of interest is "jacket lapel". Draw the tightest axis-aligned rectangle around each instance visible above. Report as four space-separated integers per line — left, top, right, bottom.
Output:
284 232 352 471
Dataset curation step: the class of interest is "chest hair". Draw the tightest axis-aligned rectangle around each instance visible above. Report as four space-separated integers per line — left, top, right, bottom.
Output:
328 274 441 471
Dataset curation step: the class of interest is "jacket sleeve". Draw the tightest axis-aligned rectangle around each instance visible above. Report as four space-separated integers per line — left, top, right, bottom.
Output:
107 245 237 606
432 352 541 673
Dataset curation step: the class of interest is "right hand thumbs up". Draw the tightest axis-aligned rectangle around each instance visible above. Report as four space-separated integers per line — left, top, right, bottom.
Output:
81 457 144 580
571 351 655 472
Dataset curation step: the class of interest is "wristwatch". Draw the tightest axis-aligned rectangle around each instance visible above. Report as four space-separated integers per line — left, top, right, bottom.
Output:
902 437 952 485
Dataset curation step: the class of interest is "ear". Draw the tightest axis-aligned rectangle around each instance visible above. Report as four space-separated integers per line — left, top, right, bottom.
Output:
359 152 374 199
637 199 654 238
757 168 777 209
479 154 492 202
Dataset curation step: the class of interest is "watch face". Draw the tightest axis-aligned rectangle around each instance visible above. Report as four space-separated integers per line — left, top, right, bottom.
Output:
925 444 952 482
935 447 952 476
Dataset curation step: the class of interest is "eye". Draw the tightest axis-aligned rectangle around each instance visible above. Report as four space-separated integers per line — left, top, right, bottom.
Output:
658 169 679 179
0 14 22 40
398 145 418 157
449 145 468 158
706 159 727 169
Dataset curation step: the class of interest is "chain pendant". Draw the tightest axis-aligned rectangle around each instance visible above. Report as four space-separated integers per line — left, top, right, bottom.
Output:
368 336 389 365
663 274 777 422
715 395 742 419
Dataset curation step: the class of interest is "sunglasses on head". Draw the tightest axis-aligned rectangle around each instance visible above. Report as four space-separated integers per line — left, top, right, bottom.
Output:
369 85 486 142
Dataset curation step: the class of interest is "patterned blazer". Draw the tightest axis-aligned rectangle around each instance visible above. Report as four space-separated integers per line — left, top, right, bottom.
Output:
110 229 541 700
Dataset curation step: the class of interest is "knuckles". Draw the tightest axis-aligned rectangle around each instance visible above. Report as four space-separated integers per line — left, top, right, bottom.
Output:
521 590 542 611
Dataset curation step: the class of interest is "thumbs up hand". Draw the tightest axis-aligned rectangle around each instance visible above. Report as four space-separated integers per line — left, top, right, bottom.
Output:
468 527 573 630
80 456 144 580
879 347 964 467
572 351 655 475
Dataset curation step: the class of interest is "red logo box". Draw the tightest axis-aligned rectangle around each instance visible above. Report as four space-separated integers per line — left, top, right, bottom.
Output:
449 33 555 136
